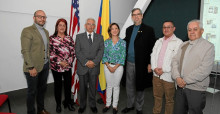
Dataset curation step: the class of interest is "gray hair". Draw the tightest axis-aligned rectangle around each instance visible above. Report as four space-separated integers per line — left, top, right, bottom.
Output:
85 18 96 25
187 19 203 29
132 8 143 15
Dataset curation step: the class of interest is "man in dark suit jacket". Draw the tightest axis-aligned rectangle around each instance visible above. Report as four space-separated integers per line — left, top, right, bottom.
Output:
121 8 155 114
21 10 50 114
75 18 104 113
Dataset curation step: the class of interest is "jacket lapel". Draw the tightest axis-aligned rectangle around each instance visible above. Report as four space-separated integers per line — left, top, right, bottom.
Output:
32 24 42 38
93 32 97 45
135 24 143 41
83 32 98 46
32 24 45 44
83 32 91 46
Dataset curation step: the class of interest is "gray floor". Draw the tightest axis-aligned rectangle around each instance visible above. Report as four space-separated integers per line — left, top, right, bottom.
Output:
1 77 220 114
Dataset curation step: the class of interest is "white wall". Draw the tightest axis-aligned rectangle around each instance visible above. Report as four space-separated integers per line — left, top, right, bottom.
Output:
0 0 137 93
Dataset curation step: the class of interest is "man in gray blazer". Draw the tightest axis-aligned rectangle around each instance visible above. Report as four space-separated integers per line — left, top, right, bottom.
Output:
21 10 50 114
172 19 215 114
75 18 104 113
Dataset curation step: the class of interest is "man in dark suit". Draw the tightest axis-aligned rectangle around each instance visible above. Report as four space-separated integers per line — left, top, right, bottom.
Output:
75 18 104 113
21 10 50 114
121 8 155 114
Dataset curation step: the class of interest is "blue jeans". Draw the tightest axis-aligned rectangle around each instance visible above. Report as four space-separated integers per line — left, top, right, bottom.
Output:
24 62 49 114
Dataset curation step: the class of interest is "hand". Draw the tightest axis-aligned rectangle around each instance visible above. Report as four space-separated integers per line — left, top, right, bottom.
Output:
60 60 69 68
107 66 113 73
176 77 186 88
29 68 38 77
86 60 95 68
154 68 159 75
154 68 163 76
108 66 116 73
148 64 152 73
157 68 163 76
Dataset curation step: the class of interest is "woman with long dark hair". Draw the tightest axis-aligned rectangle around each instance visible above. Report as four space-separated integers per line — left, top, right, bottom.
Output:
49 18 75 113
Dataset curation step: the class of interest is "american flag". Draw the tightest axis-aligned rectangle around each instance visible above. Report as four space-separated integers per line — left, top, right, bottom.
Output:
69 0 80 105
69 0 80 36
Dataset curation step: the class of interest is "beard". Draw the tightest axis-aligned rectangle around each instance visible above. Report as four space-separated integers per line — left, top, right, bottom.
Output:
35 20 45 27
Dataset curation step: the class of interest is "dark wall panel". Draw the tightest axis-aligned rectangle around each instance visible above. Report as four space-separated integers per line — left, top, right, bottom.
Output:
143 0 200 41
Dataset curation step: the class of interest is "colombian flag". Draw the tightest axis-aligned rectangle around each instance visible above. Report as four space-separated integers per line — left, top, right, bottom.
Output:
96 0 111 104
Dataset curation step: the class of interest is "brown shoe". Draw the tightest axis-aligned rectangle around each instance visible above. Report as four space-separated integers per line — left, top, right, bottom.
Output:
37 110 50 114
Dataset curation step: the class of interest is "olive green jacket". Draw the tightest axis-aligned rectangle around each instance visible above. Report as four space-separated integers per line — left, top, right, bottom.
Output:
21 24 49 72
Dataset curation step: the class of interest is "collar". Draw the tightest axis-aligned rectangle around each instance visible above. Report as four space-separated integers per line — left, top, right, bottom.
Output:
134 24 141 28
86 32 94 37
163 34 175 41
189 37 201 45
34 23 44 30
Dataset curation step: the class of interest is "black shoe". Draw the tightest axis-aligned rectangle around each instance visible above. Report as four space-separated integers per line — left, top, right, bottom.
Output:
113 108 118 114
97 98 104 104
136 110 143 114
56 105 61 113
121 107 134 113
62 101 75 111
102 106 110 113
90 107 98 113
78 107 85 113
67 104 75 111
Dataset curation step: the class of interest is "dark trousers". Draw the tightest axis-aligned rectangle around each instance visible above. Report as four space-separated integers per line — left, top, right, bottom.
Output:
126 62 145 111
78 71 98 109
51 69 72 106
174 88 206 114
24 62 49 114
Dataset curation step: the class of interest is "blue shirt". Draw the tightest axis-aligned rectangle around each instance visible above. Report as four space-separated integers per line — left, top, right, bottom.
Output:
127 25 140 63
102 38 126 65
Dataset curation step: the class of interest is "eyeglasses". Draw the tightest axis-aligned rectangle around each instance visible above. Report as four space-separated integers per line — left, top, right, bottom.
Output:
163 26 174 29
132 13 142 16
35 15 47 19
86 23 95 26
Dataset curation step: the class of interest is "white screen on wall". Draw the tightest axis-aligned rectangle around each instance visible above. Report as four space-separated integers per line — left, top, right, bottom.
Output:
201 0 220 61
